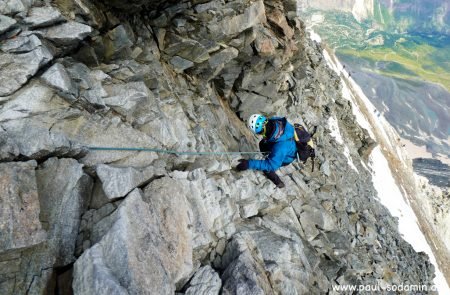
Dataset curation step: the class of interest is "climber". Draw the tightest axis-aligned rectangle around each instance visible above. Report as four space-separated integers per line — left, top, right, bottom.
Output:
236 114 298 188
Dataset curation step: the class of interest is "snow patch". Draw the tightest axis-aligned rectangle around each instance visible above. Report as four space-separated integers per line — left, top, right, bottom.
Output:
327 116 343 144
309 29 322 43
370 145 449 293
327 116 359 173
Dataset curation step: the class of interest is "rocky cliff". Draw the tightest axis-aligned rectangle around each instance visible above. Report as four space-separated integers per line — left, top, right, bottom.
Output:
0 0 437 294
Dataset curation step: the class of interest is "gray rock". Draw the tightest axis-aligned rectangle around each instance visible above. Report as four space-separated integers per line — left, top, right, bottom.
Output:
73 189 176 295
298 204 336 232
23 6 64 29
0 0 32 15
0 33 42 53
0 161 47 253
170 55 194 73
96 163 164 200
0 83 86 160
40 21 92 45
320 160 331 176
194 1 221 13
221 235 274 295
0 1 438 293
52 113 159 167
0 127 19 160
0 15 16 34
103 25 134 61
72 244 128 295
201 47 240 80
41 63 78 102
103 82 151 118
164 34 210 63
239 199 260 218
142 178 195 286
208 0 266 38
65 62 108 107
185 266 221 295
208 47 239 69
102 0 167 11
236 91 272 120
323 231 351 257
0 45 53 96
0 82 59 121
36 157 92 266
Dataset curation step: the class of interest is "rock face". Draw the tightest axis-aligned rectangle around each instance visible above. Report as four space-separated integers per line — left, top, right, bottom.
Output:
0 161 46 252
0 0 439 294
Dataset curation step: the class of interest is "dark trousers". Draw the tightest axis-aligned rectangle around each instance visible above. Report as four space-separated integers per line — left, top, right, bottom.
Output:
259 140 283 186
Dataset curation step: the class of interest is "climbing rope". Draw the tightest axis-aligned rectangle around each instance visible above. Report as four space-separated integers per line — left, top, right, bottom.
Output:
86 146 267 156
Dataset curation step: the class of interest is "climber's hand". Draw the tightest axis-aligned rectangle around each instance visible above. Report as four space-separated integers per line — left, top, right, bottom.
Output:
236 159 249 171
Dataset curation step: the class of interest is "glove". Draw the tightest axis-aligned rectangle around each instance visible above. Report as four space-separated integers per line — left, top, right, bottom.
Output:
236 159 249 171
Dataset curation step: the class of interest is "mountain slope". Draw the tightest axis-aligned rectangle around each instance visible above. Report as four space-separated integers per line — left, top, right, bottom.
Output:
299 5 450 188
0 0 444 293
319 44 450 292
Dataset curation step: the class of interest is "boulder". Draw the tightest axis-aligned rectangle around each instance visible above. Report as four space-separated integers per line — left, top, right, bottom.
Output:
208 47 239 69
208 0 266 38
103 81 151 119
40 21 92 45
103 25 134 61
169 55 194 73
73 189 176 294
65 62 108 107
267 9 294 39
0 33 42 53
298 204 336 232
0 83 86 160
0 0 33 15
23 6 64 29
71 244 128 295
236 91 272 120
185 266 221 295
254 36 276 57
41 63 78 102
221 235 274 295
0 46 53 96
143 178 194 286
163 33 210 63
0 127 19 161
36 157 93 266
0 15 16 34
95 163 164 200
0 161 46 252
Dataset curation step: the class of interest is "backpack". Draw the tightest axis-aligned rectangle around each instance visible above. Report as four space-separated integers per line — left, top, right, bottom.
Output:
293 124 316 169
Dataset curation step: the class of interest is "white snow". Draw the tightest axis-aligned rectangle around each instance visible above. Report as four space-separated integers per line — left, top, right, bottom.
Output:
308 29 322 43
370 147 449 294
344 146 359 172
328 116 343 144
327 117 359 173
322 49 341 74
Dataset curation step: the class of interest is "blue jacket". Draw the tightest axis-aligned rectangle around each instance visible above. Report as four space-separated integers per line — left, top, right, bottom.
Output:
248 117 297 171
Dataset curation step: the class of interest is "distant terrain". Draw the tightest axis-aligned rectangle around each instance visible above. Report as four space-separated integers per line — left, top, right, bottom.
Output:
299 5 450 187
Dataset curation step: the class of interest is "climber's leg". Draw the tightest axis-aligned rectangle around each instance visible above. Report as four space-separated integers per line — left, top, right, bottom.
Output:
263 171 285 188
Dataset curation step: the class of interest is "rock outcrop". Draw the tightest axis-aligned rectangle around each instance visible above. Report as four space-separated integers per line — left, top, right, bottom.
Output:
0 0 437 294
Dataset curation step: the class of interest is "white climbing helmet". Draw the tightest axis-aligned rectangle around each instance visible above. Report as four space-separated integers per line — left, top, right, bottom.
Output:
248 114 267 134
